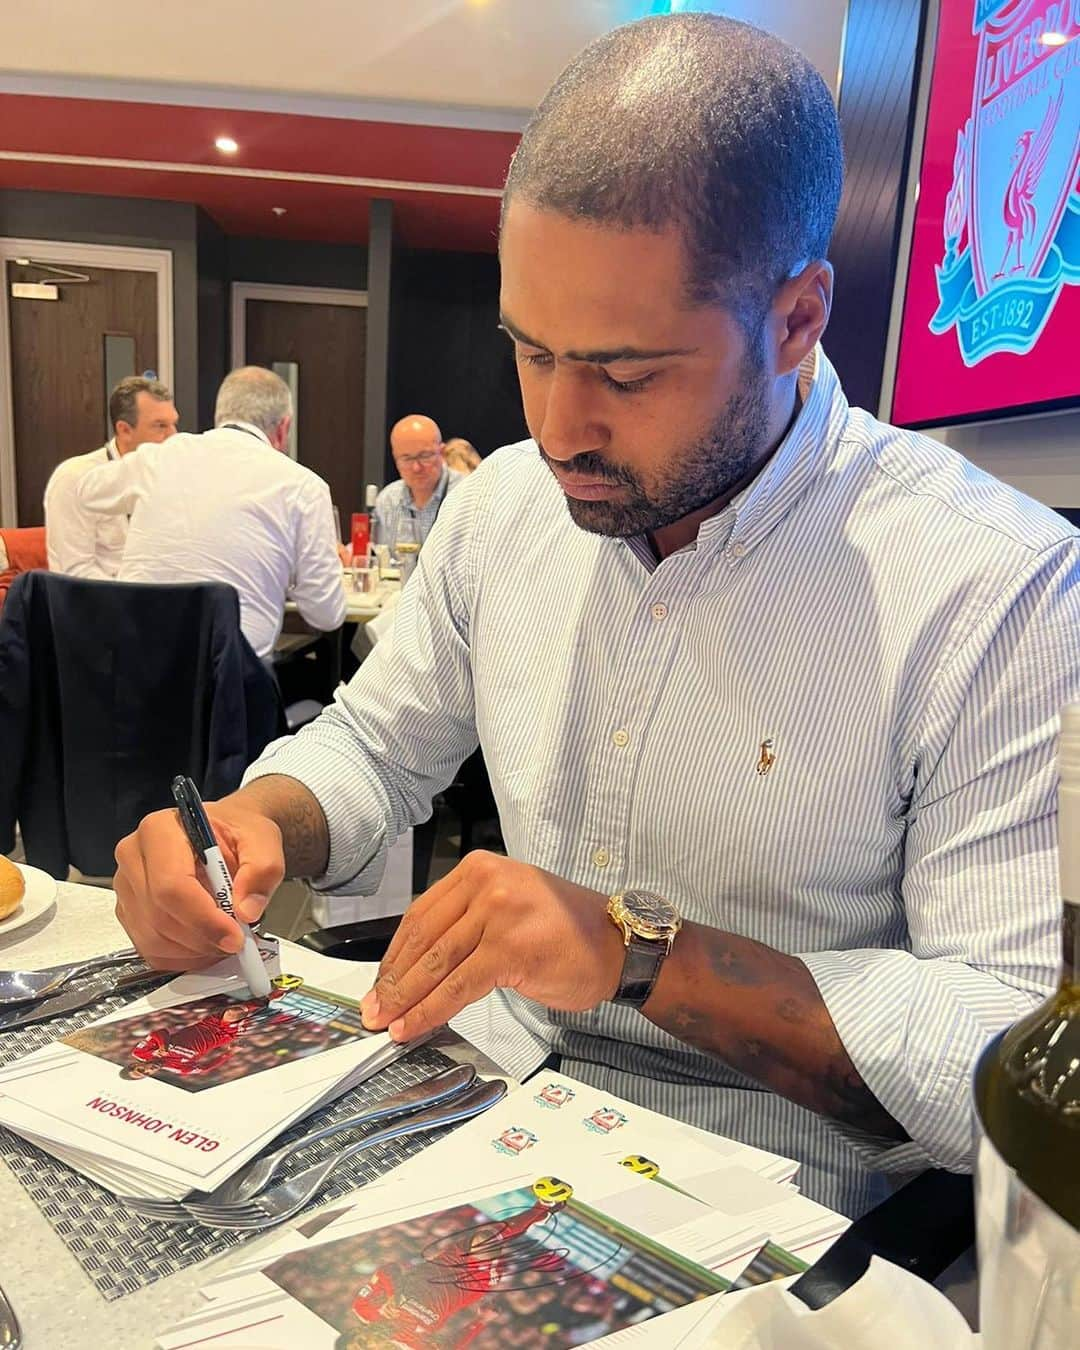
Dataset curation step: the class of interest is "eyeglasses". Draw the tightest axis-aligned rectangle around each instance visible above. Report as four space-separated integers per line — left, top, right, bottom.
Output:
395 451 441 468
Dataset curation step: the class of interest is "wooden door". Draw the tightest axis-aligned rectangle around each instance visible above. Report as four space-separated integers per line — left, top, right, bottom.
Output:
7 260 159 526
243 298 367 528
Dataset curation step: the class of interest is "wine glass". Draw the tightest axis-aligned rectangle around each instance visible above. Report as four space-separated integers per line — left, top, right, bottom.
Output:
394 517 420 583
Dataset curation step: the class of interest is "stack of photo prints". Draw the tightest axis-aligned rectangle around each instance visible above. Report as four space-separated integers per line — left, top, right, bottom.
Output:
0 941 416 1200
156 1072 850 1349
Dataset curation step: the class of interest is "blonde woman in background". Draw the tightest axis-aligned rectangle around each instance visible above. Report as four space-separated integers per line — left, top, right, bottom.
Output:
443 438 481 474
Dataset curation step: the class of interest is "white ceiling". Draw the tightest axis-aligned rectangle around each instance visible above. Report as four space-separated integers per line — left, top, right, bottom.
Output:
1 0 849 128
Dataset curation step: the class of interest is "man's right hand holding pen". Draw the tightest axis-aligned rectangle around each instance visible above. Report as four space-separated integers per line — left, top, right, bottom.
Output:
114 782 298 970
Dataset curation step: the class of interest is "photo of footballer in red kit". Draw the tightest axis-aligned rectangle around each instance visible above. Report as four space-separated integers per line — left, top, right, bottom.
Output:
263 1178 729 1349
62 981 374 1093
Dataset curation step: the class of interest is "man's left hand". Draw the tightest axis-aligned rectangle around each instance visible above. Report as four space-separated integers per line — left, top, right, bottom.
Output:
359 852 625 1040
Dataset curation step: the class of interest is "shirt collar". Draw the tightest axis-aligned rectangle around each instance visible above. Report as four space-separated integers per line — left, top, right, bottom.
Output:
105 438 119 461
624 345 848 571
220 420 273 447
721 346 847 557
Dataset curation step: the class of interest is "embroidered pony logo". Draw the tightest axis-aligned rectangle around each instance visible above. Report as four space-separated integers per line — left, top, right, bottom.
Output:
756 739 776 776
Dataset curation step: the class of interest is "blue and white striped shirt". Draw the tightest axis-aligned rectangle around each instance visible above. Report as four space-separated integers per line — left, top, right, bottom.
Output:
248 349 1080 1215
372 464 464 550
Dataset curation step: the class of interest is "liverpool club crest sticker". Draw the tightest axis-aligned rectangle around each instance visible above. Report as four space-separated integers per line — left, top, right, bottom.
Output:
534 1082 576 1110
931 0 1080 364
492 1125 538 1156
583 1106 628 1135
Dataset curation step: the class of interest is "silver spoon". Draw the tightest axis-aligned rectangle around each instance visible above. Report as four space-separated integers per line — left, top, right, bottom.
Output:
0 948 143 1005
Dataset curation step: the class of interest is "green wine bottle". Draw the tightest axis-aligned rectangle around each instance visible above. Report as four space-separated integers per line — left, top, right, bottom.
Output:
974 703 1080 1346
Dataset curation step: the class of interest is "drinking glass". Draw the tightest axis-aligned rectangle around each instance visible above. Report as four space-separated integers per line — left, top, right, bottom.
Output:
394 518 420 583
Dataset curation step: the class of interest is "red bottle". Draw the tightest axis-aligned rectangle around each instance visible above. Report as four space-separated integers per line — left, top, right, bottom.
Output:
350 513 371 561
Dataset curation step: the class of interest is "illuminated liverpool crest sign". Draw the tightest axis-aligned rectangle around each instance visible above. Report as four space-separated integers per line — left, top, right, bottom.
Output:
931 1 1080 364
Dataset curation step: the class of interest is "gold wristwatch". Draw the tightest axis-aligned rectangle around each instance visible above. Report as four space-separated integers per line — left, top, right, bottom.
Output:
606 890 682 1007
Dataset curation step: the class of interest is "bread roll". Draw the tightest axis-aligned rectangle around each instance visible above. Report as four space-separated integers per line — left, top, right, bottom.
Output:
0 855 25 920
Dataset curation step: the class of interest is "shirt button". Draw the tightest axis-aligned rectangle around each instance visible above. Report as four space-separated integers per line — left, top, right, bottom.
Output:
593 847 611 868
651 602 668 620
730 542 747 559
611 728 630 748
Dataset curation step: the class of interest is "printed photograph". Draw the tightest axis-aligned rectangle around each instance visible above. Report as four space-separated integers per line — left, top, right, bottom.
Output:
264 1176 729 1349
62 979 373 1092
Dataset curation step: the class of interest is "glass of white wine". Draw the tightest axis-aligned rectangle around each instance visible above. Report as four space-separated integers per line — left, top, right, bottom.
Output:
395 517 421 584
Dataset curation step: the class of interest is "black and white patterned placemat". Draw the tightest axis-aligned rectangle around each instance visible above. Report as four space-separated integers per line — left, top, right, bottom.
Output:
0 992 462 1301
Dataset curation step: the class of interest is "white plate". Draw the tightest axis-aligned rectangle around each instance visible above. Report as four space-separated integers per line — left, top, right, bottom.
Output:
0 864 58 939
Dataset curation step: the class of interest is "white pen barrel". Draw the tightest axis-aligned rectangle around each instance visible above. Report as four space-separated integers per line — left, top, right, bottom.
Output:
202 847 271 997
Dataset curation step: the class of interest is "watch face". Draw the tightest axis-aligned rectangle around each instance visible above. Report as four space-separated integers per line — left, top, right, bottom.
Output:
620 891 681 940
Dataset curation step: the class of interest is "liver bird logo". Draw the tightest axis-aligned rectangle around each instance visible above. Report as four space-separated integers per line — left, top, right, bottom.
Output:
993 87 1064 280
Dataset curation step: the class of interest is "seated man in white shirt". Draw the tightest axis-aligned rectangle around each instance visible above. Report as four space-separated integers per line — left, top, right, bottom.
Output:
76 366 346 659
106 16 1080 1217
43 376 179 579
373 415 465 551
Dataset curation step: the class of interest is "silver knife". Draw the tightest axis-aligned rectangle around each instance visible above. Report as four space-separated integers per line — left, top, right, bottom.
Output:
0 964 168 1031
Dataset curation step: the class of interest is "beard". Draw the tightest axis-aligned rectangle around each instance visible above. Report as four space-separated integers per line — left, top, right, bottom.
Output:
538 336 771 538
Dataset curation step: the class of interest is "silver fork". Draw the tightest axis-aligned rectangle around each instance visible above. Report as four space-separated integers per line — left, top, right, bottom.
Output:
182 1077 507 1230
121 1063 477 1221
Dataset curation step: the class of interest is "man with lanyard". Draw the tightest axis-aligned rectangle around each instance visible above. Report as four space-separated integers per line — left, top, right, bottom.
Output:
373 415 464 553
77 366 344 658
44 375 178 579
109 16 1079 1217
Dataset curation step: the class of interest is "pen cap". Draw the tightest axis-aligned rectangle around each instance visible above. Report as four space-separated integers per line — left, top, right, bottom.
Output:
171 774 217 853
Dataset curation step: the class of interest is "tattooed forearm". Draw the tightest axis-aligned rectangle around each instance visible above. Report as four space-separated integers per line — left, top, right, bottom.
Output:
648 924 907 1140
230 775 330 878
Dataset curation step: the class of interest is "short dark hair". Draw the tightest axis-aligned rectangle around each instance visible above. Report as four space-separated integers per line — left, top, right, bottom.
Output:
108 375 173 433
502 13 844 327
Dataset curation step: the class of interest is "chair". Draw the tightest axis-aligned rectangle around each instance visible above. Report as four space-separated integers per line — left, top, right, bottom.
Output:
0 526 47 614
298 916 405 965
0 571 285 879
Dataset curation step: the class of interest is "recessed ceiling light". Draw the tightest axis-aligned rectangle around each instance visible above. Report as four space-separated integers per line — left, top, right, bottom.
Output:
1040 31 1068 45
215 136 239 154
271 206 287 217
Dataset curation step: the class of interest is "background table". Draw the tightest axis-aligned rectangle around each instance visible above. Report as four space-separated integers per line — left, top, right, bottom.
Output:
284 572 399 624
0 879 501 1348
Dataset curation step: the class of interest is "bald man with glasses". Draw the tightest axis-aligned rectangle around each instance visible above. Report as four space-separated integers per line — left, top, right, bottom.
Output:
373 415 465 552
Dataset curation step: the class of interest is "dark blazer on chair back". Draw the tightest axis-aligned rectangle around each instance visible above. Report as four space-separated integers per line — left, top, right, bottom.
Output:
0 571 283 879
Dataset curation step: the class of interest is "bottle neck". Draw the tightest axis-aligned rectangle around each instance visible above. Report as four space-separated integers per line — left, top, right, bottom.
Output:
1063 900 1080 989
1060 709 1079 987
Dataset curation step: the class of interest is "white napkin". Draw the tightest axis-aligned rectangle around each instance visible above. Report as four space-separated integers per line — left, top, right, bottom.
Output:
695 1257 977 1349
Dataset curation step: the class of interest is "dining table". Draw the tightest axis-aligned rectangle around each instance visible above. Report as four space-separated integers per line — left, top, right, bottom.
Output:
0 876 505 1349
284 569 401 626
